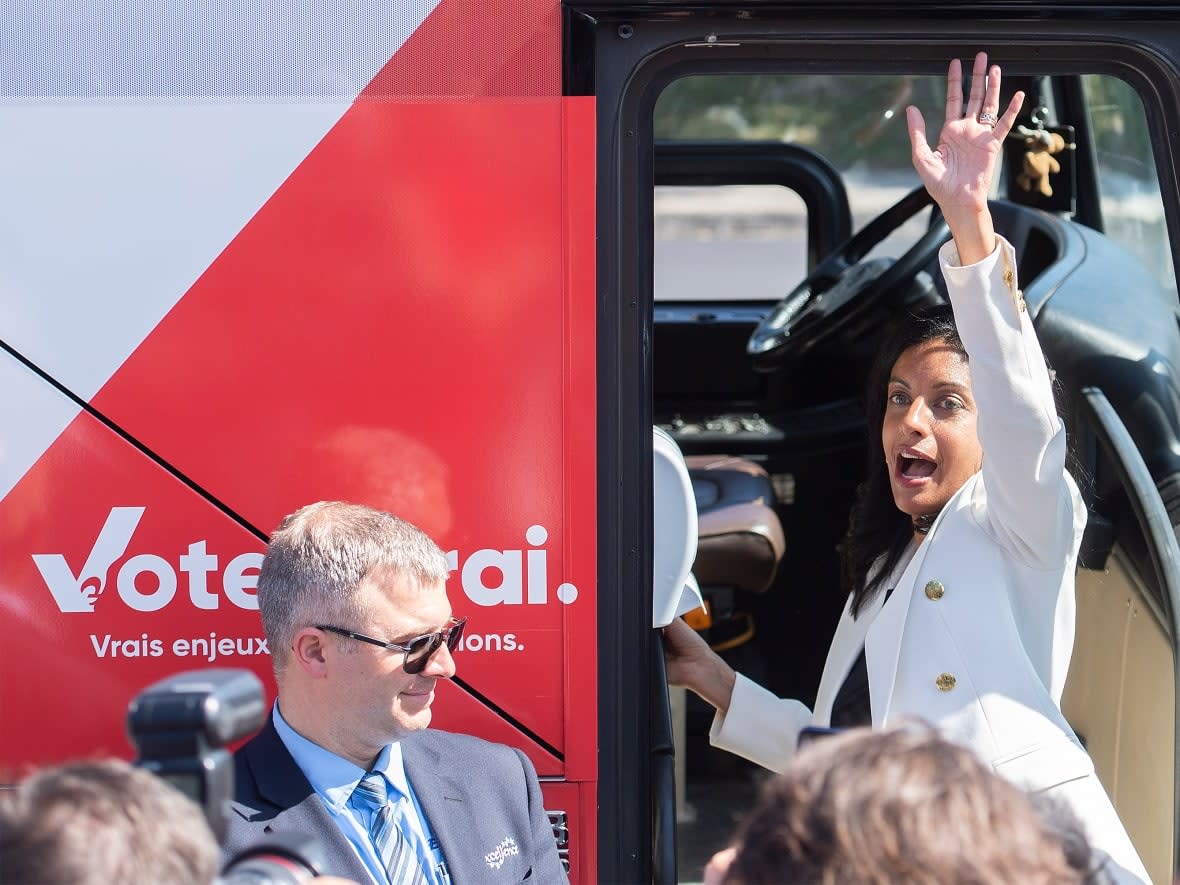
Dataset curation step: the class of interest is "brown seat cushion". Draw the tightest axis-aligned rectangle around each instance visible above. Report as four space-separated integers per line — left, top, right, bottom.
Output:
684 455 786 595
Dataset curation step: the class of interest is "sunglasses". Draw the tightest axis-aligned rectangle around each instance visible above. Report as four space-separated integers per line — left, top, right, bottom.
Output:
316 617 467 674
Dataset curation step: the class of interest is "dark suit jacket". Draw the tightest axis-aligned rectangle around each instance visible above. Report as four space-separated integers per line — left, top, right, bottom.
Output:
223 718 568 884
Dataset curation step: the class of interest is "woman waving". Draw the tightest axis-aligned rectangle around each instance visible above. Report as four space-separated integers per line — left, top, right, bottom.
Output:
665 52 1149 883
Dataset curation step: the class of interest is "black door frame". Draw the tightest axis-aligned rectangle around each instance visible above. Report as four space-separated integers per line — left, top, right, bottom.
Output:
570 7 1180 880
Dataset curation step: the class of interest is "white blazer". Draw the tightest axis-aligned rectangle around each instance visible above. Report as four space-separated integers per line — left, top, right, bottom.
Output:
710 237 1150 884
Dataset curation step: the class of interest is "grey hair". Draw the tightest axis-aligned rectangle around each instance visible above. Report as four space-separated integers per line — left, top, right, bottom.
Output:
257 501 450 672
0 759 220 885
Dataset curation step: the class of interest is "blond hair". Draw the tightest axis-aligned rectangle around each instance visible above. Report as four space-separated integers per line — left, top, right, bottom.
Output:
257 501 449 671
0 759 220 885
724 726 1106 885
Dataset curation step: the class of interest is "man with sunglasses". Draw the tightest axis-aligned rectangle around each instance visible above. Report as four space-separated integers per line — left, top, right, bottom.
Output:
223 501 568 884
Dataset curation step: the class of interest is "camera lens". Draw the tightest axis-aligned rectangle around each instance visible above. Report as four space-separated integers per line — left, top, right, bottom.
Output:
217 852 317 885
217 832 325 885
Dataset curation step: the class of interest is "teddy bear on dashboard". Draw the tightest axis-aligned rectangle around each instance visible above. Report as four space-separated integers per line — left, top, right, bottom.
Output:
1015 127 1068 197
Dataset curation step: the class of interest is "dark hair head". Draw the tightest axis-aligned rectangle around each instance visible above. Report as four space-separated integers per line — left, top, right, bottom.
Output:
841 303 965 616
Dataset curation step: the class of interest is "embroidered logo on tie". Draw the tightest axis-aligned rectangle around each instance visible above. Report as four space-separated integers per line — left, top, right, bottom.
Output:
484 836 520 870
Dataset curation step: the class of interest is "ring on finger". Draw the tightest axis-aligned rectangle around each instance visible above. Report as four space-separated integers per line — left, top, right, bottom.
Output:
977 111 998 128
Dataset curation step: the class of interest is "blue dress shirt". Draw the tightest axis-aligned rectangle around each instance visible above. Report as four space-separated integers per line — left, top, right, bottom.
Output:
272 705 450 884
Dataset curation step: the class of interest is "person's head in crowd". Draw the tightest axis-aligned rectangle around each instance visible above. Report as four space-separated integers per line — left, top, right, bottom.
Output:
256 501 463 768
0 758 220 885
719 725 1110 885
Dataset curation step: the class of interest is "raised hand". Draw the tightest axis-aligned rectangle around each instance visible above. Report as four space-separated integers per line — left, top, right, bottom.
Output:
906 52 1024 264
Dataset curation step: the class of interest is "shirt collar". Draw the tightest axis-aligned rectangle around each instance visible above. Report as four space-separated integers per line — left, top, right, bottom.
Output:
272 704 409 812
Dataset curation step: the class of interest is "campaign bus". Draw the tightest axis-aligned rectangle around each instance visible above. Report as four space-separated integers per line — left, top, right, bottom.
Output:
8 1 1180 881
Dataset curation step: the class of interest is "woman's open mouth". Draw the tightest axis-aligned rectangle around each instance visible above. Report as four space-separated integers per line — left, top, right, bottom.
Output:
896 451 937 485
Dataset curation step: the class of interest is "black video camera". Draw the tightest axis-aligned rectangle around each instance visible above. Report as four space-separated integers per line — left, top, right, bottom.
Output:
127 668 326 884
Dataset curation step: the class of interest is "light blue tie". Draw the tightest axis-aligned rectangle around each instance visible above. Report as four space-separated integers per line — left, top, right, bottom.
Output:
353 771 428 885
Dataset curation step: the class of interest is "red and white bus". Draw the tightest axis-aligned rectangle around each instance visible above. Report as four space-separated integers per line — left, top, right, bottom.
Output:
8 2 1180 882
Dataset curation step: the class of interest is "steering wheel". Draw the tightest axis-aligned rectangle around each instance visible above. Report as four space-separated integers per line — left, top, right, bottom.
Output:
747 186 949 370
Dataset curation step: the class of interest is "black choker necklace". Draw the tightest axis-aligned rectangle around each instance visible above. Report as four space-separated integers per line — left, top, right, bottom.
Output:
913 513 937 535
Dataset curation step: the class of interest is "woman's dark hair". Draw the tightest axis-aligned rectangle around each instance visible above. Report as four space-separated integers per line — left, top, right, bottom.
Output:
841 303 964 617
840 300 1086 617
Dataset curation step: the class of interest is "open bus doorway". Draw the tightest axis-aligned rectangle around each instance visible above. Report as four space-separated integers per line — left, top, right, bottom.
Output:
631 51 1180 884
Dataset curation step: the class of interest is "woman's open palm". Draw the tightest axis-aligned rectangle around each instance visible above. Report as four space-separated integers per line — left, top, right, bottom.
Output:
906 52 1024 216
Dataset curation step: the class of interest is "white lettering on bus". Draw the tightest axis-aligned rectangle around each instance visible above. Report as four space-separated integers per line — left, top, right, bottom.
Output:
86 631 269 660
447 524 579 606
37 508 579 613
35 508 262 613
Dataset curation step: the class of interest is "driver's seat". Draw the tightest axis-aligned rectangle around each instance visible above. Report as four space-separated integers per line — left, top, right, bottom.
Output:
684 454 786 652
687 454 785 597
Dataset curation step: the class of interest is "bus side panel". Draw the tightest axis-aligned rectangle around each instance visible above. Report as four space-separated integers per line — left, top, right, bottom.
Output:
540 779 598 883
1 0 596 879
362 0 559 98
1 98 587 734
83 100 584 757
0 388 271 767
559 94 598 884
